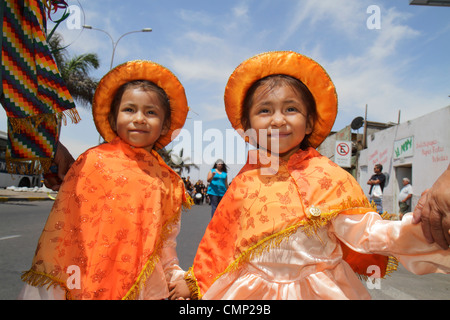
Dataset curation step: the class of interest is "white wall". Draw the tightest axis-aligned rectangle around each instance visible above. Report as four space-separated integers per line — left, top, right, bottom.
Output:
358 105 450 214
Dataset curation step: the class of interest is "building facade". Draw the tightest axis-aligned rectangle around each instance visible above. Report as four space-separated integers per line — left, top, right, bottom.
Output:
357 105 450 215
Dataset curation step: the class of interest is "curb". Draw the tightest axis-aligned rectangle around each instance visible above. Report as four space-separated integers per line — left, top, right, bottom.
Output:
0 196 54 202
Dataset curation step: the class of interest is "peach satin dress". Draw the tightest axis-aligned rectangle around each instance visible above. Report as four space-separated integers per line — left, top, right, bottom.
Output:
187 148 450 300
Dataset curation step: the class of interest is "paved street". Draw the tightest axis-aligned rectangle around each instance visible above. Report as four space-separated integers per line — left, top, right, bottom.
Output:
0 200 448 300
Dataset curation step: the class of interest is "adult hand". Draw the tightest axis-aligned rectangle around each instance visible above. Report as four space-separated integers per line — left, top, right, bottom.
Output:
43 143 75 191
413 165 450 250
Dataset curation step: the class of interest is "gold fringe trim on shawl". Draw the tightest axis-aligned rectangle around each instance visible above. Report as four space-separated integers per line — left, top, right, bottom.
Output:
183 193 194 209
358 256 399 283
5 156 53 175
124 153 190 299
186 197 397 299
8 109 81 134
6 109 81 175
123 210 183 300
185 267 202 300
122 250 161 300
21 269 73 300
217 197 374 280
21 207 182 300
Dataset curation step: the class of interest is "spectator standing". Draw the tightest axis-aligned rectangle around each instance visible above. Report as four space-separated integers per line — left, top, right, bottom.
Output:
206 159 228 217
398 177 413 220
367 164 386 214
193 180 206 205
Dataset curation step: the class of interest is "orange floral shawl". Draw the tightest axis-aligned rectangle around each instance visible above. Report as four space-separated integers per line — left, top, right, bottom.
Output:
21 137 188 300
187 148 391 299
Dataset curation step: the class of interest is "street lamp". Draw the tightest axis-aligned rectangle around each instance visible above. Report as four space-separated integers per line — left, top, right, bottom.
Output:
82 26 151 144
82 25 152 69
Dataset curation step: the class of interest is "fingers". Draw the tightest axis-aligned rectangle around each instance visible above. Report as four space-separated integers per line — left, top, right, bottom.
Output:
419 197 435 245
440 213 450 250
412 189 449 249
43 175 62 191
419 190 450 250
429 209 449 250
54 143 75 181
412 191 427 224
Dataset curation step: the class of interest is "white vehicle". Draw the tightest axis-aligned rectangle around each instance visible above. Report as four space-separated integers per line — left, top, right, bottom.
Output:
0 130 42 188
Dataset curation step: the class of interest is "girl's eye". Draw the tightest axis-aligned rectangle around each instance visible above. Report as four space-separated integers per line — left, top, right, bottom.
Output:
258 108 270 114
286 107 298 112
146 110 156 116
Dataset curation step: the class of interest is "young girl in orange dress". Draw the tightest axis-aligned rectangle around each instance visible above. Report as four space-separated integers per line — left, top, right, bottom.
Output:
20 60 192 300
185 51 450 300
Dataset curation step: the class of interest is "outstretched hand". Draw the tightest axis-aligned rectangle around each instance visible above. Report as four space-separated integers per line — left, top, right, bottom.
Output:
413 165 450 250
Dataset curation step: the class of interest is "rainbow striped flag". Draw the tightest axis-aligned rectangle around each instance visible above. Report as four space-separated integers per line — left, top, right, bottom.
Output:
1 0 80 174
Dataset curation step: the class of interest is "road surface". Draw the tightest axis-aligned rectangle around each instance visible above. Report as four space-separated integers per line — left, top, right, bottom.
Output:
0 201 448 300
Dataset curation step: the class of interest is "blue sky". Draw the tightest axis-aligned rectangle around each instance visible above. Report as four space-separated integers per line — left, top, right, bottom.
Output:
1 0 449 180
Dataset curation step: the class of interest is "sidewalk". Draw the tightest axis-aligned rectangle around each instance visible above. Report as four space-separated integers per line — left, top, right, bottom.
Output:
0 186 56 202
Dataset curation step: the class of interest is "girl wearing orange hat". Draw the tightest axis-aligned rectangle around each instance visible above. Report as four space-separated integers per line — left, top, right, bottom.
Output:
20 61 192 300
186 51 450 300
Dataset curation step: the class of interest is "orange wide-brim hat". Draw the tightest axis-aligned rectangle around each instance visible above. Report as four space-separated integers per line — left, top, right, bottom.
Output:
224 51 337 148
92 60 189 150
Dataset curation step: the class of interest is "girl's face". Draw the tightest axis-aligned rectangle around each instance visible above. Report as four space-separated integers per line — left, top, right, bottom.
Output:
114 88 169 152
248 84 313 160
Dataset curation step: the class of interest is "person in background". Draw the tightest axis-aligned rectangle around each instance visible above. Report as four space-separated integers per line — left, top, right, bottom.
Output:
193 180 206 205
183 176 193 196
206 159 228 217
398 177 413 220
367 164 386 214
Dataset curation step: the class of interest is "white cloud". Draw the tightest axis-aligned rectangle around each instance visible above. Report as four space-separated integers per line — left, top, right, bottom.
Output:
168 54 231 83
278 0 368 46
326 6 442 124
2 0 448 166
276 1 447 126
233 3 249 18
366 8 420 61
178 9 214 26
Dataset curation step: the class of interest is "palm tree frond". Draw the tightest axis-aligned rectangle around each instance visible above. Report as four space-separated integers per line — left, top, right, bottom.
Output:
48 33 100 109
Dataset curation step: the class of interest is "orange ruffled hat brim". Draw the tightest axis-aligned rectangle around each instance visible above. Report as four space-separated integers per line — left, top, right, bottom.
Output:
92 60 189 150
224 51 337 148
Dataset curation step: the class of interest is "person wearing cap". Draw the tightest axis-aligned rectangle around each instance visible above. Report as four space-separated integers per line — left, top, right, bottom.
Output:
206 159 228 217
19 61 192 300
185 51 450 300
399 177 413 220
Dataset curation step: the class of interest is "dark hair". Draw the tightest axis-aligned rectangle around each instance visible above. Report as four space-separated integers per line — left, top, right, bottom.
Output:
108 80 171 133
241 74 317 149
375 164 383 171
213 160 228 173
